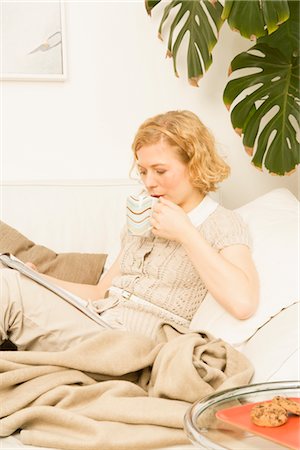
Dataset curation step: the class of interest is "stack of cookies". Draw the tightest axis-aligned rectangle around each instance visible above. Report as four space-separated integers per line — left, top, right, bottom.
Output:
251 396 300 427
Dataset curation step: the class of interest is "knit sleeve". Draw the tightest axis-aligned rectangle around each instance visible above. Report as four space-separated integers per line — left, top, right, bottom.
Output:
201 206 251 251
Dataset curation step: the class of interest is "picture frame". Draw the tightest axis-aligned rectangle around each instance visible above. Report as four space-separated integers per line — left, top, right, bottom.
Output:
0 1 67 81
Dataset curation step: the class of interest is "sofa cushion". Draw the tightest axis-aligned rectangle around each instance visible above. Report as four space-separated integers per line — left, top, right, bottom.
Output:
190 188 299 346
0 221 107 284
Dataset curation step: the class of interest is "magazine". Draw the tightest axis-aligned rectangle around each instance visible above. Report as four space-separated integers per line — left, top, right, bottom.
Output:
0 253 113 328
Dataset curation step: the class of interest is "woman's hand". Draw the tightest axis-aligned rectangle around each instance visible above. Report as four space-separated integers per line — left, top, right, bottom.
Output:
150 197 194 242
25 262 38 271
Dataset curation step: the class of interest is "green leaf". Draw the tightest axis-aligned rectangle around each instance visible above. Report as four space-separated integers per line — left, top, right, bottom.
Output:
222 0 290 39
154 0 224 85
224 43 300 175
222 0 265 39
145 0 162 16
258 0 298 59
221 0 233 21
261 0 290 34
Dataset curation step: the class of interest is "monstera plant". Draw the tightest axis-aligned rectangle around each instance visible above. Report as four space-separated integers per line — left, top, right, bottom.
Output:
145 0 299 175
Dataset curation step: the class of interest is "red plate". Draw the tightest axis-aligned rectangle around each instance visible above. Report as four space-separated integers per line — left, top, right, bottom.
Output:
216 398 300 450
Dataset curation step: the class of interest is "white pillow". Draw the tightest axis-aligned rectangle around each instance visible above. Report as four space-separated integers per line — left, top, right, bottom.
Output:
190 188 299 346
242 302 299 382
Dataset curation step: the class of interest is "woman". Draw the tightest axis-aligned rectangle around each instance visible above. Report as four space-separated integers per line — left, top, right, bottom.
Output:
0 110 259 351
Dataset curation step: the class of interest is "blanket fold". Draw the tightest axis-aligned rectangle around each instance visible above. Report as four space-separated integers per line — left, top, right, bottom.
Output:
0 327 253 450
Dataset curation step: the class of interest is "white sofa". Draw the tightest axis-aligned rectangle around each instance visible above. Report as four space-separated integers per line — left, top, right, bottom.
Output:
0 180 299 449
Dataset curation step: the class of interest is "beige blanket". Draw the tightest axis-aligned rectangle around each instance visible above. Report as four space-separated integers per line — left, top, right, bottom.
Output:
0 326 253 450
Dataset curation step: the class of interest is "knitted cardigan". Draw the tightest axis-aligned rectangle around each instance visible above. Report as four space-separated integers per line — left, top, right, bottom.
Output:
111 205 251 323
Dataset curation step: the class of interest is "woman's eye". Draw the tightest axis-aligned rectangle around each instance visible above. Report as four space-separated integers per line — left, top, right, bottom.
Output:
156 170 166 175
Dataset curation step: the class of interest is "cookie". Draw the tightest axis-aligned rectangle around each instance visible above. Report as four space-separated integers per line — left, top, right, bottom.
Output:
272 396 300 416
251 402 288 427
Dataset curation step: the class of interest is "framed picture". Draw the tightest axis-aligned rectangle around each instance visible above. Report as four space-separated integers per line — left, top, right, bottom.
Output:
0 1 67 81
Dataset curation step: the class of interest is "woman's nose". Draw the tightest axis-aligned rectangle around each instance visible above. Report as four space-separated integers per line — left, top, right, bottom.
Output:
144 172 157 188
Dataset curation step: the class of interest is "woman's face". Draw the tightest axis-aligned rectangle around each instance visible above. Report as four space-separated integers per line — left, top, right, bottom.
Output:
136 140 203 211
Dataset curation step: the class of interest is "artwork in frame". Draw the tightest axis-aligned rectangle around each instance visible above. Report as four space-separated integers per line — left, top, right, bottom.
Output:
0 1 67 81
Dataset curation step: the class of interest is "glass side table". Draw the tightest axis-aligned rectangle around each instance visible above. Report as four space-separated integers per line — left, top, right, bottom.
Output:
184 380 300 449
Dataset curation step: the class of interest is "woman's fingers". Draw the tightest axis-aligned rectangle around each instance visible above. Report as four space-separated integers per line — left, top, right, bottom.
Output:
150 216 160 229
158 197 179 210
25 262 38 271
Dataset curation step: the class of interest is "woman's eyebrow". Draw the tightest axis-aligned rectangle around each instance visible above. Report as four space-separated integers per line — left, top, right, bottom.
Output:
137 163 168 168
152 163 168 167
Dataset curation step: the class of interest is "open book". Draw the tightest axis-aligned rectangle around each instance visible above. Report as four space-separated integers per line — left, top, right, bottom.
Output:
0 253 113 328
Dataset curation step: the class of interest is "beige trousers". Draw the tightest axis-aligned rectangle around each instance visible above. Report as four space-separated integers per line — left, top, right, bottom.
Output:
0 268 106 351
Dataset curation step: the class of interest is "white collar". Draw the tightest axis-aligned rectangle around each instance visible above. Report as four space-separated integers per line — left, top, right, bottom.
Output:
187 195 219 227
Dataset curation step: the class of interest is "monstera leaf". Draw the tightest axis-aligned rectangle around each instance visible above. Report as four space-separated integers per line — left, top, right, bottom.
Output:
146 0 224 86
224 0 299 175
146 0 299 174
224 44 299 175
222 0 290 38
145 0 162 14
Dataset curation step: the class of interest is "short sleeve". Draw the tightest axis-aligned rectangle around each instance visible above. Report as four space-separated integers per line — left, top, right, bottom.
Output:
200 206 252 251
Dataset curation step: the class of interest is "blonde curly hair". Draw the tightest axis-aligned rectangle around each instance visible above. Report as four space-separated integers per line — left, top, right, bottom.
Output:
132 110 230 193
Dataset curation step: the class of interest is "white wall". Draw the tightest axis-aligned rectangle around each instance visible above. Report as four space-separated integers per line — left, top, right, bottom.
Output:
1 1 298 208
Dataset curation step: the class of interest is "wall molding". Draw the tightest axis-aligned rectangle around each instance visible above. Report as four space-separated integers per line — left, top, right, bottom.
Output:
0 178 140 187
